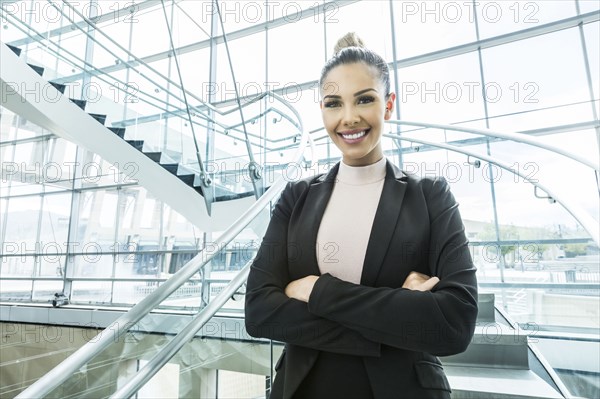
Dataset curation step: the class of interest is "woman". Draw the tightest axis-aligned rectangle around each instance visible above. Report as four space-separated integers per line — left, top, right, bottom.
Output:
245 33 478 399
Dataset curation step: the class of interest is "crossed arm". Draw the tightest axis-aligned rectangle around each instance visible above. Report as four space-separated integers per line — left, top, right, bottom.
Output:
285 271 439 302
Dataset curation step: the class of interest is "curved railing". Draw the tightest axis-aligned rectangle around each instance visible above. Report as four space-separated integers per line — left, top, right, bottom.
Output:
384 119 599 244
387 120 599 172
383 131 599 246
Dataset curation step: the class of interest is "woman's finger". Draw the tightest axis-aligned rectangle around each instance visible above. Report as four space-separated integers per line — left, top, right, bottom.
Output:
421 276 440 291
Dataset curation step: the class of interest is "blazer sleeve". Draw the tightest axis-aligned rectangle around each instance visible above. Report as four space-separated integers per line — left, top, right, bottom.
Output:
245 181 381 357
307 177 478 356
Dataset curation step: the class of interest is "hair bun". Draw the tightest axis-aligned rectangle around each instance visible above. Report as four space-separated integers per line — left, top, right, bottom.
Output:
333 32 365 54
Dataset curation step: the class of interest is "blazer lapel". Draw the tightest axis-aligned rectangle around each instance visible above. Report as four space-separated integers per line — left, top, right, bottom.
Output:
292 163 339 277
360 160 408 286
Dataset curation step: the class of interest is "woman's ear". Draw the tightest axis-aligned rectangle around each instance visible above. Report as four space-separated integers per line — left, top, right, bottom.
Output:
384 92 396 120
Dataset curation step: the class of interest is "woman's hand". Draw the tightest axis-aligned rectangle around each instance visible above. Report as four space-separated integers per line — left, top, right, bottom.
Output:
402 271 440 291
285 275 320 302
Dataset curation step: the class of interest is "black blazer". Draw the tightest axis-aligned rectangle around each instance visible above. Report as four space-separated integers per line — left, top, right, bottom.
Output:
245 159 478 399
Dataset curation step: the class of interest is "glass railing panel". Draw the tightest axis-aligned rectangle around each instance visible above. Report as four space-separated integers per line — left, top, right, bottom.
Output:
43 324 183 398
20 314 277 399
38 272 252 397
176 336 281 399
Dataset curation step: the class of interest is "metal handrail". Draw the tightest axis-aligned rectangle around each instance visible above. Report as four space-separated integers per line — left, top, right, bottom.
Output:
15 115 310 399
386 120 599 171
110 262 252 399
383 132 600 246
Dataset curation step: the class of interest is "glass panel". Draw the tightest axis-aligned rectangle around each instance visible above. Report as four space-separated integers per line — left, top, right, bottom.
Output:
39 254 65 278
482 27 591 126
38 193 71 256
0 278 33 301
70 254 114 279
0 255 35 278
579 0 600 13
267 0 316 22
392 0 477 58
71 279 113 304
172 0 212 46
214 0 266 34
327 1 392 60
396 52 485 124
476 0 577 39
268 16 324 85
215 33 265 102
583 22 600 103
32 279 63 301
130 5 172 58
3 196 41 254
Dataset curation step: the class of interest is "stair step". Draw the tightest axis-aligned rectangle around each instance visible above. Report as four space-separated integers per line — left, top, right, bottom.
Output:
126 140 144 151
27 63 44 77
143 152 162 162
178 174 195 186
69 98 87 110
215 191 255 201
49 81 66 94
161 164 179 175
89 113 107 125
7 44 22 57
441 324 528 369
108 127 126 138
477 293 495 323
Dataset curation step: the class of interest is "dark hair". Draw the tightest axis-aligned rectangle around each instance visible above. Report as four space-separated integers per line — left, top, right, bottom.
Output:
319 32 391 97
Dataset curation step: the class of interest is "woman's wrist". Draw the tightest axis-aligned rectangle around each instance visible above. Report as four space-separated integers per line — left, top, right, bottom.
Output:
285 275 320 302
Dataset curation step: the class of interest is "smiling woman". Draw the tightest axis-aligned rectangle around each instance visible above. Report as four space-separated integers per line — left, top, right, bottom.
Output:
320 61 395 166
245 32 478 399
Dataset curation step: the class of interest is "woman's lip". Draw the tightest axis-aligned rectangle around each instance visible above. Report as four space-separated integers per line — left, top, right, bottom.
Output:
338 129 370 143
338 128 369 135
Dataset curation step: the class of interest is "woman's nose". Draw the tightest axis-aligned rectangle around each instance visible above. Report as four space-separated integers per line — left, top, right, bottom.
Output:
342 106 360 126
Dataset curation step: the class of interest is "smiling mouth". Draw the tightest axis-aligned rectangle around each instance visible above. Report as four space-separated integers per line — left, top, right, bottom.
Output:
338 129 370 142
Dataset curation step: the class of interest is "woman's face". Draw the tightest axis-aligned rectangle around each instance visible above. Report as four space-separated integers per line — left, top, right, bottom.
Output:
320 62 395 166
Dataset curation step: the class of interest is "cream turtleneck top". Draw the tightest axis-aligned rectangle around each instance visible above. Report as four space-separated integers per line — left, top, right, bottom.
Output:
316 157 387 283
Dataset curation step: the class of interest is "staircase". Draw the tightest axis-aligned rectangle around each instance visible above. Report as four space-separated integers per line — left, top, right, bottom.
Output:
1 41 278 231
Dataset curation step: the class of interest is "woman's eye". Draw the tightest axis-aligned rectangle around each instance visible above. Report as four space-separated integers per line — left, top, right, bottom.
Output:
358 96 375 104
323 101 340 108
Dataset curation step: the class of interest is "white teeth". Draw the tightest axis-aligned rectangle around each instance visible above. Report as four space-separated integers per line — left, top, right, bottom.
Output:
342 130 366 140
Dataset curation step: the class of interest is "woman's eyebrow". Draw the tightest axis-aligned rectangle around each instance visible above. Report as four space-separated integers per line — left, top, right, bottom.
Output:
323 88 378 100
354 88 377 96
